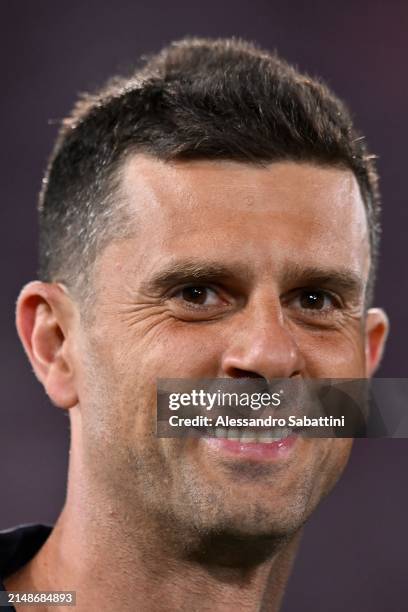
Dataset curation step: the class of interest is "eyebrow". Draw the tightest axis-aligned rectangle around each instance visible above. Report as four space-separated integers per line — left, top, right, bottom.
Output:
141 259 364 298
282 263 365 298
141 260 250 294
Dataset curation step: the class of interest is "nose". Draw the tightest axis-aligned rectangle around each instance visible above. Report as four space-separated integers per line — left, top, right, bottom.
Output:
221 296 305 380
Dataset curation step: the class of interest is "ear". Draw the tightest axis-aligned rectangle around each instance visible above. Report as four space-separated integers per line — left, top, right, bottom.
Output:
16 281 79 409
365 307 389 377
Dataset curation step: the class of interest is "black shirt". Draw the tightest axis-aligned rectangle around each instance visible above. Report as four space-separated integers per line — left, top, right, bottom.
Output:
0 524 52 611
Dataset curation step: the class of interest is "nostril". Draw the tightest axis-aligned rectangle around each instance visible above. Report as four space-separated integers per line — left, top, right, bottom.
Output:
227 367 264 379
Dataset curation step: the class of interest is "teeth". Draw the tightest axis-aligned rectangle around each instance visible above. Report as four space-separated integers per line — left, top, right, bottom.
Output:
257 431 274 443
215 427 228 439
213 427 292 443
227 428 240 440
266 427 291 440
240 430 258 443
256 428 291 443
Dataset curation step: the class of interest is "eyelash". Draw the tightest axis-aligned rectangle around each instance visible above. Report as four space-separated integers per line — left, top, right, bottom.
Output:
169 284 343 315
287 288 342 315
169 284 228 310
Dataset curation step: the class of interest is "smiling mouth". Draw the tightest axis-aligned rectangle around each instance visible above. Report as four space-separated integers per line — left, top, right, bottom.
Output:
200 430 298 462
191 425 301 462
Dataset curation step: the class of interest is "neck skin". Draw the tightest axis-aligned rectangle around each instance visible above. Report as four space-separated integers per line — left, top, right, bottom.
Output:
5 431 302 612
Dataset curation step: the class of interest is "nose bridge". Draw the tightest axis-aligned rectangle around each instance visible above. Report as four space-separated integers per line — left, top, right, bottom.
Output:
221 295 305 379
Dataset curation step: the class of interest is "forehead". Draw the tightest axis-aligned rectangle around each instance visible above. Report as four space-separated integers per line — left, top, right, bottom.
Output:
119 155 370 282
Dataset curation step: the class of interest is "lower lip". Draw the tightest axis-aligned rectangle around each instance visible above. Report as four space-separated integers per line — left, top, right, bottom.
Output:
202 434 298 461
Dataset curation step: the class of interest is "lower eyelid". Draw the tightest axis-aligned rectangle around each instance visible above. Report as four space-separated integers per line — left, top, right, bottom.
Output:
285 301 339 316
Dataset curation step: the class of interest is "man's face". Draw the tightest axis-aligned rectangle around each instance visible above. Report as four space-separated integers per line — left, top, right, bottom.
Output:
72 157 377 541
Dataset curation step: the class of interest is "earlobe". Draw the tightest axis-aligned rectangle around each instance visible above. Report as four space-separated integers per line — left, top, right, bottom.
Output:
365 307 389 377
16 281 79 409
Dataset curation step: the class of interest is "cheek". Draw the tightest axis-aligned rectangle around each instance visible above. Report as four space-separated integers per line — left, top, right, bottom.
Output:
326 443 353 513
133 322 226 379
78 325 225 439
305 438 353 507
297 328 366 377
322 438 353 484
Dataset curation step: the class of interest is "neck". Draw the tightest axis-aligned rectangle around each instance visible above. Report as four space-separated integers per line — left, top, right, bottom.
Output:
5 454 302 612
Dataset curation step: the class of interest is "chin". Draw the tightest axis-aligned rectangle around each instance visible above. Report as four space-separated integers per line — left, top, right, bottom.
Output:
184 513 304 568
186 492 310 542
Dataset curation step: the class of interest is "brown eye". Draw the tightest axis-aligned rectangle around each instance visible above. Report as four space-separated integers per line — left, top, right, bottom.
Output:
297 290 337 311
300 291 325 309
181 286 209 305
170 284 232 318
176 286 223 308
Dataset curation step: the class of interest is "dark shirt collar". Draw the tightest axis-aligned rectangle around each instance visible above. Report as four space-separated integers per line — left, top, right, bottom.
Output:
0 524 52 611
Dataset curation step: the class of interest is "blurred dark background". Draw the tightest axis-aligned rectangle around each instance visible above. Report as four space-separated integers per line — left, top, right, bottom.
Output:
0 1 407 610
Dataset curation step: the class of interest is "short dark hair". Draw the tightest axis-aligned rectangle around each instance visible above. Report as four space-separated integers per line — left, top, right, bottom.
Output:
39 37 381 306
